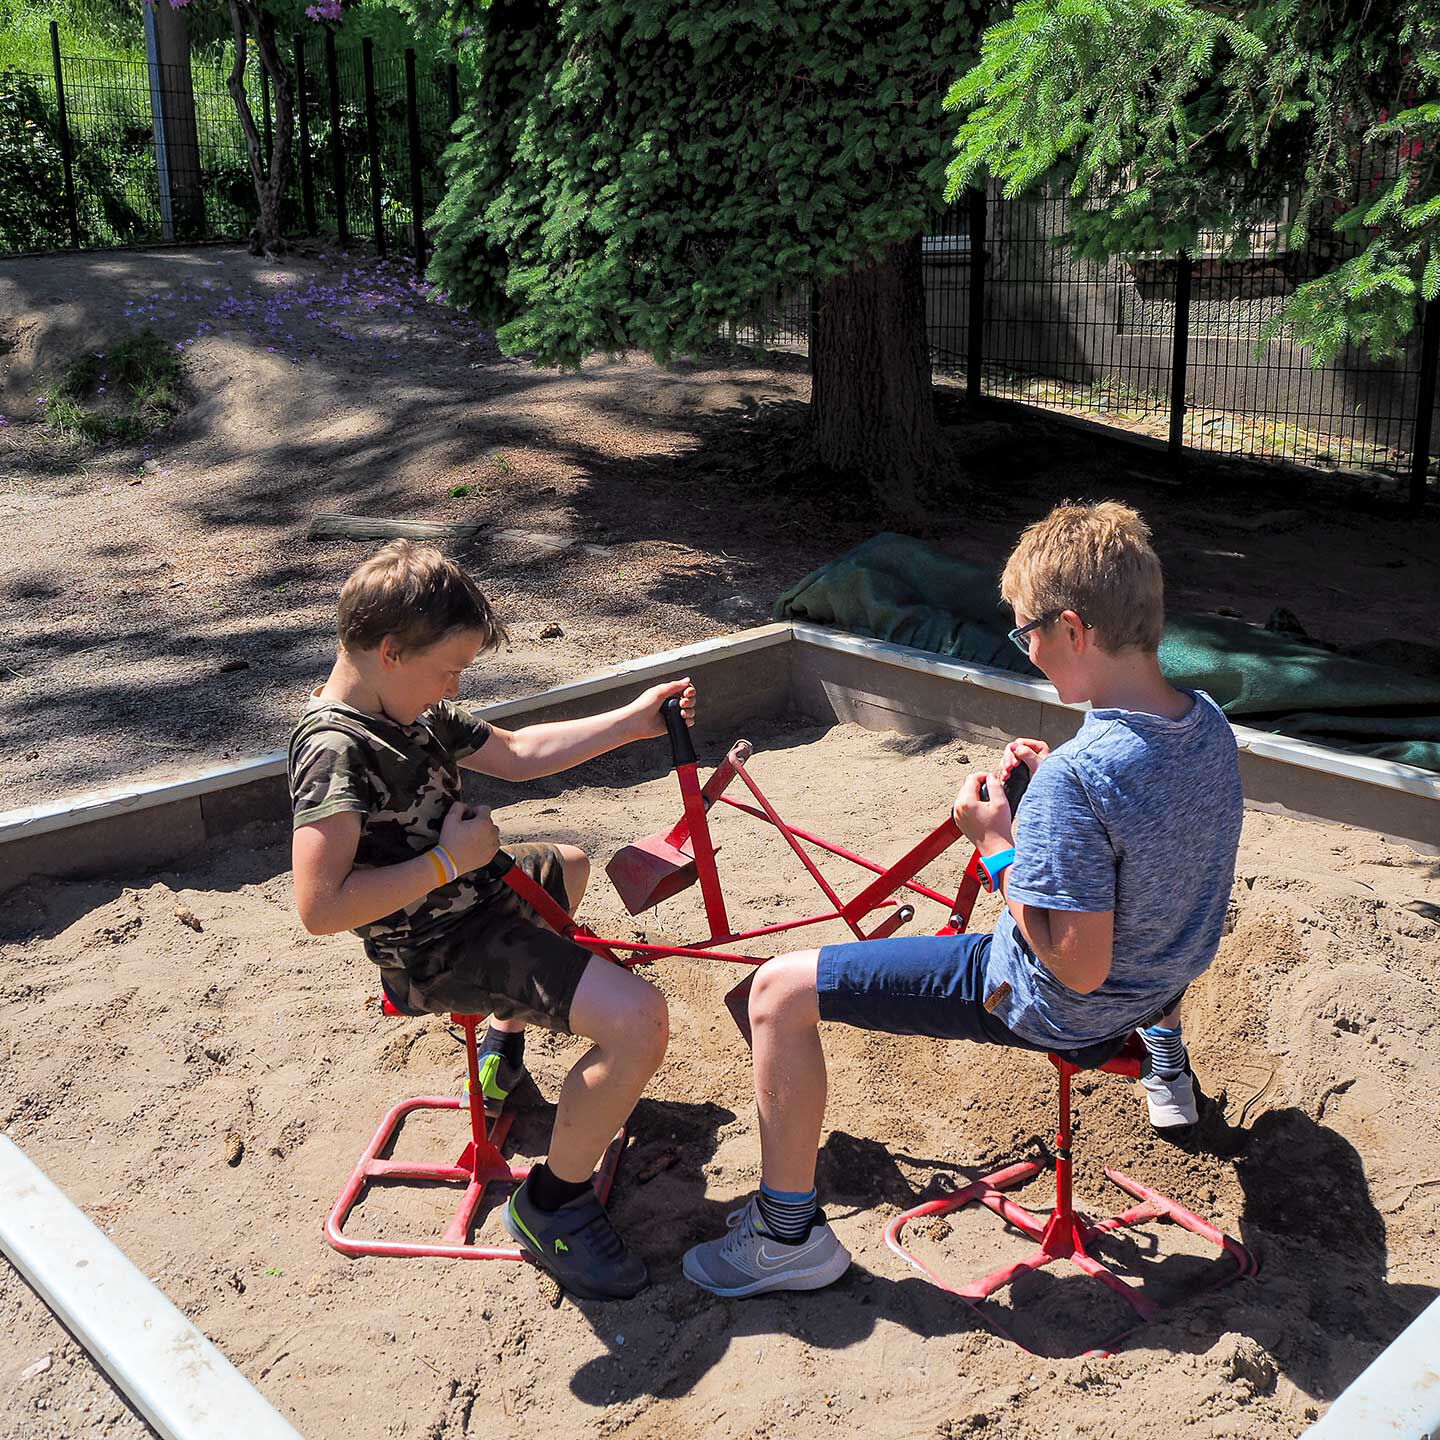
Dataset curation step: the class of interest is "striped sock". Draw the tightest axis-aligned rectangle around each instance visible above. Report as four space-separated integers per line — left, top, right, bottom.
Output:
1141 1024 1189 1080
756 1183 818 1244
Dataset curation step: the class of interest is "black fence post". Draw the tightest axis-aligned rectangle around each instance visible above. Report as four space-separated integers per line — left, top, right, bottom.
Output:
966 186 987 402
447 62 460 127
1411 298 1439 511
50 22 81 249
362 38 385 258
261 67 273 158
324 29 347 248
294 34 317 235
1168 251 1194 463
404 48 425 278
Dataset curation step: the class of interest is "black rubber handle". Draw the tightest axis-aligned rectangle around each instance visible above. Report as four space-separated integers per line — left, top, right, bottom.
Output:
662 696 697 768
978 762 1031 815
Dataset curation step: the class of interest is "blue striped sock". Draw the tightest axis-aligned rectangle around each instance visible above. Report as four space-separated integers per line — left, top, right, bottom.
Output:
1141 1024 1188 1080
756 1183 818 1244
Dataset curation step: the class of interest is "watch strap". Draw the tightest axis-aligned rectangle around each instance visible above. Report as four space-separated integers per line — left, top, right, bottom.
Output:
979 847 1016 893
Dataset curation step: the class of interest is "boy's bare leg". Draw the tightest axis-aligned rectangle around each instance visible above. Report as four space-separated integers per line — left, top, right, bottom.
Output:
487 844 591 1037
545 954 669 1183
749 949 827 1195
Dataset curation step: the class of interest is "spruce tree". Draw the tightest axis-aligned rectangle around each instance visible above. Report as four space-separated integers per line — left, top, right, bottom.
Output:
426 0 986 514
946 0 1440 362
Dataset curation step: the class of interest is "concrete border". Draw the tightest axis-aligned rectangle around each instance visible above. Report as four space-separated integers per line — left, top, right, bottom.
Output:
0 1135 305 1440
1 621 1435 891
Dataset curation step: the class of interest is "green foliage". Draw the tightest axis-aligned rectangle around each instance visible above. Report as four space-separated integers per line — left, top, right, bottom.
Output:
946 0 1440 363
424 0 985 369
0 70 148 251
45 328 182 444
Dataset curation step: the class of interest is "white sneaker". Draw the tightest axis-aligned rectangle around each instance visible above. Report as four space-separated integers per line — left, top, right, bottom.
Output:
1141 1066 1200 1129
682 1196 851 1298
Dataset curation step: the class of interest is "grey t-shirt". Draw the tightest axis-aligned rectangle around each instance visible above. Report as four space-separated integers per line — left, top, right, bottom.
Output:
985 689 1242 1047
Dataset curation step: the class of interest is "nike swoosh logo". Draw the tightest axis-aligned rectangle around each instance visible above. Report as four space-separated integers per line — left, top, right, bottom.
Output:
754 1242 819 1270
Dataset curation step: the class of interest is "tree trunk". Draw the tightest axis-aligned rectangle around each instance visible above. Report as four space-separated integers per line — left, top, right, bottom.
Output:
810 235 940 517
227 0 293 256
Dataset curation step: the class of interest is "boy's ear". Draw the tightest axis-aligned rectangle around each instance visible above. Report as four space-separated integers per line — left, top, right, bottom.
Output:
378 634 403 668
1059 609 1089 649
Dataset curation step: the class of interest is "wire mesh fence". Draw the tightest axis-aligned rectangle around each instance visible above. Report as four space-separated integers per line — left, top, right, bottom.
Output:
924 187 1439 496
738 189 1437 499
0 25 456 266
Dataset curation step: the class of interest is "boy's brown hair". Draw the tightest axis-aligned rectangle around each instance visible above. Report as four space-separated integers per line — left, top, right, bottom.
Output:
337 540 508 655
1000 501 1164 652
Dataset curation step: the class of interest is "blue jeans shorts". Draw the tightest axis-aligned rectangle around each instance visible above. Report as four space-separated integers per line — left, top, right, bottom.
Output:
816 931 1174 1068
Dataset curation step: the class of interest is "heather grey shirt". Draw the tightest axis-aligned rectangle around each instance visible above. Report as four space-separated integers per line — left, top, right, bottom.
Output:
986 689 1243 1048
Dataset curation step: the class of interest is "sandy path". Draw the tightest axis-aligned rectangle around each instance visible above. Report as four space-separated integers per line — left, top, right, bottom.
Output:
2 719 1436 1438
3 248 1439 817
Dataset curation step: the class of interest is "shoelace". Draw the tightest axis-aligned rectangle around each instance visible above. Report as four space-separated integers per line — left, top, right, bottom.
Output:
719 1203 762 1260
573 1204 627 1262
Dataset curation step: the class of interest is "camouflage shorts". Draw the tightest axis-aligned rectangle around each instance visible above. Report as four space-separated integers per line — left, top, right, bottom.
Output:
379 844 593 1032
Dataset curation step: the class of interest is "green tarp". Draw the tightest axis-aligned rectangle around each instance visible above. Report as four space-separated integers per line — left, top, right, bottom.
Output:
775 534 1440 775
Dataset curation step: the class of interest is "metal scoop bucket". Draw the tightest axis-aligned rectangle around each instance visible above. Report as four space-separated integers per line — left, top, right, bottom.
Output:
606 701 750 917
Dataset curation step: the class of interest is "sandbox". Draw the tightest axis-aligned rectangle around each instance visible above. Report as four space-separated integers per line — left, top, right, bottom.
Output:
1 627 1437 1439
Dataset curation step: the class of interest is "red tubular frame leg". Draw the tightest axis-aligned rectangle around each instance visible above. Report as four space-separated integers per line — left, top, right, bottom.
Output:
884 1044 1255 1355
327 1013 624 1262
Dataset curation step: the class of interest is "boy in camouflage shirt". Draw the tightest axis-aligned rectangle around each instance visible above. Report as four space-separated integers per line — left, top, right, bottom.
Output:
290 540 695 1300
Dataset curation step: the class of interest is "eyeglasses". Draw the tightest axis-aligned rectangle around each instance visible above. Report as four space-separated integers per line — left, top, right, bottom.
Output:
1007 611 1092 655
1007 612 1061 655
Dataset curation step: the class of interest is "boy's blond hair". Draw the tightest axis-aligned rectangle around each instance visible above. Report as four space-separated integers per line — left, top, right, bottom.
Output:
337 540 508 656
1000 501 1164 652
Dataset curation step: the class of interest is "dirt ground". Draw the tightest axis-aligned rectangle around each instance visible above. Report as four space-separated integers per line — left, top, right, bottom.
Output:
1 719 1437 1440
3 247 1440 816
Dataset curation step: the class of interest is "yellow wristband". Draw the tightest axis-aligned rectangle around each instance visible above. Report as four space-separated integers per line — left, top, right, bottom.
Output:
424 849 448 888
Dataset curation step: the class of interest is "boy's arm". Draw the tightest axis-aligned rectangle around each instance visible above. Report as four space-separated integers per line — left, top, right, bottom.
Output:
292 805 499 935
997 882 1114 995
954 766 1116 995
460 678 696 783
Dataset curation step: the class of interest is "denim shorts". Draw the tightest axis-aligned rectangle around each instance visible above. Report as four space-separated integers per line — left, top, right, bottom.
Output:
816 932 1172 1068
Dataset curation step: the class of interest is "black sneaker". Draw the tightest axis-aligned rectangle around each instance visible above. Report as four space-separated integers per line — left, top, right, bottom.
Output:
503 1176 648 1301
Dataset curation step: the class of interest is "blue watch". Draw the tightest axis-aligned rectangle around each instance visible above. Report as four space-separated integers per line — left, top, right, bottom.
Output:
979 847 1015 893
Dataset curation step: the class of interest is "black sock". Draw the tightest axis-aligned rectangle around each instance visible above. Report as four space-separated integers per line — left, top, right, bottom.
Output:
527 1161 593 1213
481 1026 525 1069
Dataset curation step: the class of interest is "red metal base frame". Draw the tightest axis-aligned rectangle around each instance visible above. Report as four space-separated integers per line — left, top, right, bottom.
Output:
327 1012 624 1262
886 1158 1255 1356
886 1045 1256 1356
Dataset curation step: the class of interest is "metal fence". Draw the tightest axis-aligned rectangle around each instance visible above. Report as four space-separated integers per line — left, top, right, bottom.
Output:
0 23 455 271
747 190 1440 507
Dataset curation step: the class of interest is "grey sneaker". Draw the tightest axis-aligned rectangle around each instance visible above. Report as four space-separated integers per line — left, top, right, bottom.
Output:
1141 1065 1200 1130
503 1177 648 1301
682 1196 851 1298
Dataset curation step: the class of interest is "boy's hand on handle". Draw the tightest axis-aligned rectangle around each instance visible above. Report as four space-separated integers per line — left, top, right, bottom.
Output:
952 772 1015 852
1003 737 1049 779
629 678 698 740
439 802 501 874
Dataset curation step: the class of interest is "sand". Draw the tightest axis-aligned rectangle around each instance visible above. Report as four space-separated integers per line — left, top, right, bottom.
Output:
1 718 1438 1439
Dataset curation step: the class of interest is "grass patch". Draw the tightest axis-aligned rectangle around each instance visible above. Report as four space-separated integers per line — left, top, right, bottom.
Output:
44 328 183 445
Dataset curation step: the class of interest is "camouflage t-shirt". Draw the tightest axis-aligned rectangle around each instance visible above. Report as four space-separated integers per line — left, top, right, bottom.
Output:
288 693 499 963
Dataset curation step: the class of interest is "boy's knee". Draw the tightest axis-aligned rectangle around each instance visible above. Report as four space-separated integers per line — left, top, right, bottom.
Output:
628 980 669 1064
556 845 590 908
749 951 820 1032
588 972 668 1063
